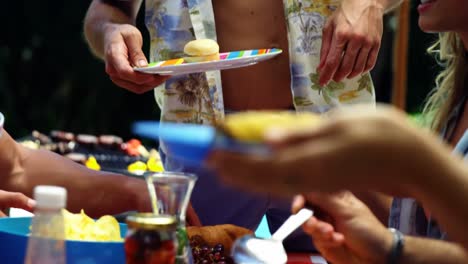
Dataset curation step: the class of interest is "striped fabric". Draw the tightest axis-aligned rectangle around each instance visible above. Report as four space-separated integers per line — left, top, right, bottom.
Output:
151 49 280 65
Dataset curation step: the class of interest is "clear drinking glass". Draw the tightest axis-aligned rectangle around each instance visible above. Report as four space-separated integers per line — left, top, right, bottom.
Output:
147 172 197 264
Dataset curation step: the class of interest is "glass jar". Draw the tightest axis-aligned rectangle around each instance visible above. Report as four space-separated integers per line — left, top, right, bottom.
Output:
146 172 197 264
125 214 178 264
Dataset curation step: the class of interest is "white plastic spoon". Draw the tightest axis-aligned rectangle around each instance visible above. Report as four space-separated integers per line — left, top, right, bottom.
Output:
231 208 313 264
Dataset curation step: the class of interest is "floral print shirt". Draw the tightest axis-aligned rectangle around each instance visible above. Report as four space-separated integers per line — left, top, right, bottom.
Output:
145 0 375 125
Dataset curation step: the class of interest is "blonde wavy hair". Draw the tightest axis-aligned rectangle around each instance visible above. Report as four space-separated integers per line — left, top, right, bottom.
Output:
423 32 468 132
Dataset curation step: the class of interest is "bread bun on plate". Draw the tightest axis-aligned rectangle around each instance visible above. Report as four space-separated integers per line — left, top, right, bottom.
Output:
183 39 220 63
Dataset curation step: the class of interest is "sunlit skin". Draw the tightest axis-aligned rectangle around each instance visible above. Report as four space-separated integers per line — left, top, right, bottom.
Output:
206 1 468 261
84 0 393 103
417 0 468 48
417 0 468 147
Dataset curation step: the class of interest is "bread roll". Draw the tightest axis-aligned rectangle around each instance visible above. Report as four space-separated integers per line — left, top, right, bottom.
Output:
183 39 220 63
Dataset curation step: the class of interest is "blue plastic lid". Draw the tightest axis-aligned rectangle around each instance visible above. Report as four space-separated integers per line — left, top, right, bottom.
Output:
132 121 216 166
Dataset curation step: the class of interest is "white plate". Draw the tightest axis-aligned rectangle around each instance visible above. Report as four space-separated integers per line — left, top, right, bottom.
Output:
134 48 282 76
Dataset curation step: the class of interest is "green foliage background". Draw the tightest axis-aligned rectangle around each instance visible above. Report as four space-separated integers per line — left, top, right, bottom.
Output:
0 1 439 138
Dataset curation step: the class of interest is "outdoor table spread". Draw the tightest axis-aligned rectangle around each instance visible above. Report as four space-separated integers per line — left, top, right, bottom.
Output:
11 130 329 263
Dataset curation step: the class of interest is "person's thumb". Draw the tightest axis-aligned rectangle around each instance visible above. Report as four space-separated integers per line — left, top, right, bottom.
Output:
124 32 148 68
0 190 36 212
291 195 306 214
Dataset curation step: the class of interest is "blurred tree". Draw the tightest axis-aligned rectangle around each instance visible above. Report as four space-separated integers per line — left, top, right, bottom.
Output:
0 0 159 139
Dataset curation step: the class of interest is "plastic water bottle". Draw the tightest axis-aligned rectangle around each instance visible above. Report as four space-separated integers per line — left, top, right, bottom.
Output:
24 186 67 264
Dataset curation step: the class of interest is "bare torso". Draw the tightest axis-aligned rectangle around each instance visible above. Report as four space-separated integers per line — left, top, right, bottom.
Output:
212 0 293 111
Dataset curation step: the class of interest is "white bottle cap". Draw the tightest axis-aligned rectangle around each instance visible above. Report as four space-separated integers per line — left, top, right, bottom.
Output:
34 185 67 209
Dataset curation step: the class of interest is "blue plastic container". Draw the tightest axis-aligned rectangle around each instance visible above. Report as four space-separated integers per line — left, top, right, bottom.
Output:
132 121 215 166
0 217 127 264
132 121 270 167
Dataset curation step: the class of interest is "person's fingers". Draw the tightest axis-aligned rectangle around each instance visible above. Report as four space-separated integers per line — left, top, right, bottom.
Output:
105 42 141 79
305 218 348 259
0 191 35 212
122 30 148 68
110 75 168 94
303 217 343 247
314 238 345 249
0 210 6 217
318 19 334 70
347 45 371 79
104 42 158 87
102 25 169 93
364 46 380 72
308 217 335 238
332 232 345 244
105 58 159 85
319 29 348 86
315 221 335 241
302 217 320 235
314 240 351 264
332 40 361 82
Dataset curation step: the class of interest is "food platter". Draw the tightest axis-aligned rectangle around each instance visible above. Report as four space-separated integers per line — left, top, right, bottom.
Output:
134 48 282 76
16 130 162 177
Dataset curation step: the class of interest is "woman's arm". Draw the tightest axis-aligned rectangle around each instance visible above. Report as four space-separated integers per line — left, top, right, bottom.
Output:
208 106 468 248
401 236 468 264
353 191 392 225
410 142 468 250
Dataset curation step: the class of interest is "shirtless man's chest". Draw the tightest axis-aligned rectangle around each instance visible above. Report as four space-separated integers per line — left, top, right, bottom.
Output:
212 0 293 111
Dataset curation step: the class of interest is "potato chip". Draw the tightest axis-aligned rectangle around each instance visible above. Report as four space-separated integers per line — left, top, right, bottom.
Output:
62 209 122 242
85 156 101 171
128 161 147 173
147 157 164 172
94 215 121 242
